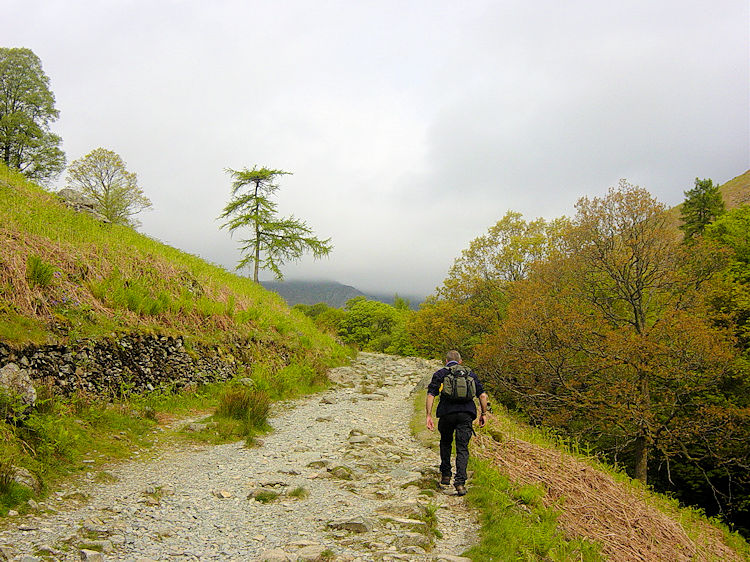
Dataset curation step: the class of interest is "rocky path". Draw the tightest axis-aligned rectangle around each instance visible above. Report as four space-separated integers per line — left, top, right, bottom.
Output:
1 353 479 561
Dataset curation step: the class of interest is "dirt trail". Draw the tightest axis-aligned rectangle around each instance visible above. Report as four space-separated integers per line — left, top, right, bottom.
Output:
0 353 479 561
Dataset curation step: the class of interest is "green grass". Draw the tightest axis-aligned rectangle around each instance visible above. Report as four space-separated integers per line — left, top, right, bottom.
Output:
462 459 602 561
253 490 280 503
410 389 602 560
0 162 354 365
289 486 309 499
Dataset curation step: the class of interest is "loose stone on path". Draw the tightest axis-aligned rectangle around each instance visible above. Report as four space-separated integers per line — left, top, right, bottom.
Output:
0 352 479 560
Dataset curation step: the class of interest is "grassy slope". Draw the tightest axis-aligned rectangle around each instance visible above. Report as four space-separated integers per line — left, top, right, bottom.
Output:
0 163 346 365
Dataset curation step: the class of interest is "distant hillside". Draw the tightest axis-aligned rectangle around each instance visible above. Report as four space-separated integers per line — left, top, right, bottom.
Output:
261 280 423 309
666 169 750 229
260 280 366 308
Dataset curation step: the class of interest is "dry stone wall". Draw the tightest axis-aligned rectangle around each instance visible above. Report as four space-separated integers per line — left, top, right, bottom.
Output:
0 335 242 399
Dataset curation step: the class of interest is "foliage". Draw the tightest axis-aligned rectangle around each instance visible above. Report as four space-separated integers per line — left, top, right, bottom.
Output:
295 297 416 355
477 181 736 486
680 177 726 241
408 211 566 360
25 254 56 288
292 302 347 333
218 166 332 282
407 297 475 359
65 147 152 226
0 47 65 183
336 296 414 354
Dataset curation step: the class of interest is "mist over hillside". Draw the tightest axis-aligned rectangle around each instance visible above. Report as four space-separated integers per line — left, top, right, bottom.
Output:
260 280 424 309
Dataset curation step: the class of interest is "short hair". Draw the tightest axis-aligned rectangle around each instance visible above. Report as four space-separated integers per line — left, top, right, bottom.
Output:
446 350 461 363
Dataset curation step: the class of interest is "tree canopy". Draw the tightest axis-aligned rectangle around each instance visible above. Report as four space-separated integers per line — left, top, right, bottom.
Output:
65 148 152 226
679 177 725 241
0 47 65 182
476 181 736 485
218 166 332 282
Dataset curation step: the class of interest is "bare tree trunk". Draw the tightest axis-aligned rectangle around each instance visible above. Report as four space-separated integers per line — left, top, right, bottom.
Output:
634 434 648 483
253 238 260 283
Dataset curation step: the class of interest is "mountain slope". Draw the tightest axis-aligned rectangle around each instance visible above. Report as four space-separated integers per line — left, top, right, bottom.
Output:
261 279 424 309
260 280 366 308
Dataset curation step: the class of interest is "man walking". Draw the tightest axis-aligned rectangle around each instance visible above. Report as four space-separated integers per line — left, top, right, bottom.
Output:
426 350 489 496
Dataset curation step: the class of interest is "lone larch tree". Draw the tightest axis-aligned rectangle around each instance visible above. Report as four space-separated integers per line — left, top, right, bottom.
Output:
218 166 332 282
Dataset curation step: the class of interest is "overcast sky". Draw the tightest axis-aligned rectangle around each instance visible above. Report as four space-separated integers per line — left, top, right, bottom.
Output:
4 0 748 297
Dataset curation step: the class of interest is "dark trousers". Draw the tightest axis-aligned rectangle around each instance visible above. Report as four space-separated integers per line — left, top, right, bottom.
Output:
438 412 474 486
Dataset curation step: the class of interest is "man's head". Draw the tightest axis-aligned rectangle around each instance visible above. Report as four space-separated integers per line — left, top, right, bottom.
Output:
446 350 462 364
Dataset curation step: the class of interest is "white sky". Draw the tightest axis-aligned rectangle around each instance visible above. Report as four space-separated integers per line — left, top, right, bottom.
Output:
4 0 749 297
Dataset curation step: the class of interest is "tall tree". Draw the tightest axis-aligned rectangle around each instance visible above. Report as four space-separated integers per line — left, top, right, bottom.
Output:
409 211 567 359
0 47 65 183
679 177 725 241
65 148 151 226
218 166 332 282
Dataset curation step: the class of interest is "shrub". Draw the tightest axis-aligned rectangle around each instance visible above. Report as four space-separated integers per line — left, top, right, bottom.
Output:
0 455 16 494
215 387 270 436
25 254 55 288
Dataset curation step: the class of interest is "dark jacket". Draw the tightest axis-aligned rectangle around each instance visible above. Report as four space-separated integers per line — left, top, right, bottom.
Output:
427 361 485 419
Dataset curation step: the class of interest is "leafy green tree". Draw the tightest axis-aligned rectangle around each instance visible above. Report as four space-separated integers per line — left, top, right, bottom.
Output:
706 205 750 264
408 211 568 359
292 302 346 333
679 177 725 241
218 166 332 282
335 297 414 354
0 47 65 182
65 148 152 226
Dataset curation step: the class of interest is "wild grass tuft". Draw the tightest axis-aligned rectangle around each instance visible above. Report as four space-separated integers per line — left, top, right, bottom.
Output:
25 254 55 288
253 490 279 503
289 486 309 499
0 455 17 494
213 386 271 445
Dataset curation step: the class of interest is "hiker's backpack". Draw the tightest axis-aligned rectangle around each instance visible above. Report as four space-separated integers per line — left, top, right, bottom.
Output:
441 365 477 402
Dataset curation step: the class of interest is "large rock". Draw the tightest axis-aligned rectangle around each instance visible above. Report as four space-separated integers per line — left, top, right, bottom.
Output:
0 363 36 410
11 466 41 493
327 516 374 533
257 548 292 561
57 188 97 208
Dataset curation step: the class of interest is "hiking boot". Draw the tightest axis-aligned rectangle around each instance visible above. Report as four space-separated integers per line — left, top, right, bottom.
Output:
455 484 467 496
440 475 451 486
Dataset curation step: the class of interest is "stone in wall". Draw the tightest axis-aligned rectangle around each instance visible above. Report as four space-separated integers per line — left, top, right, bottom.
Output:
0 362 37 408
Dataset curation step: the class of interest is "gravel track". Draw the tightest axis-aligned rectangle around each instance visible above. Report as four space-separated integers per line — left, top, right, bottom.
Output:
0 353 479 561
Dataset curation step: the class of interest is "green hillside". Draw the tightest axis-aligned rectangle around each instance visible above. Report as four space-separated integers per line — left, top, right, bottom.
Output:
0 163 345 359
719 169 750 208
